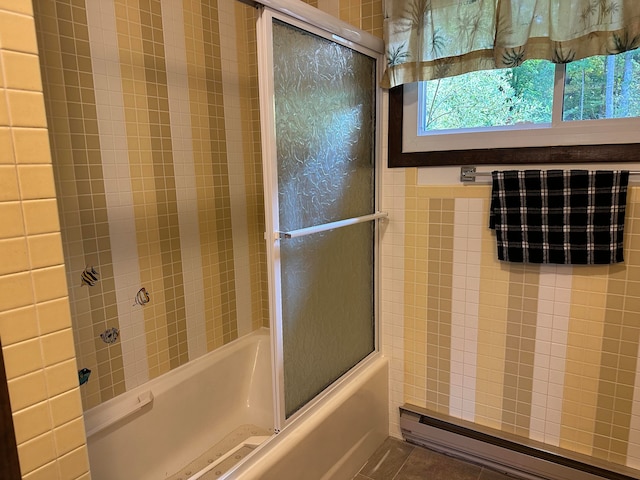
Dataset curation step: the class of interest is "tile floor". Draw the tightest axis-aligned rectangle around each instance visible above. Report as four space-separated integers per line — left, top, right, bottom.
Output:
353 437 520 480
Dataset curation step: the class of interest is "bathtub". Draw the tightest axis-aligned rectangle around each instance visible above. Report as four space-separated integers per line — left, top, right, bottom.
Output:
84 326 389 480
226 354 389 480
84 328 274 480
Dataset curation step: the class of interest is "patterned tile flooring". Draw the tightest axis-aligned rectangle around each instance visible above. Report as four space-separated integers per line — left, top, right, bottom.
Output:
353 437 520 480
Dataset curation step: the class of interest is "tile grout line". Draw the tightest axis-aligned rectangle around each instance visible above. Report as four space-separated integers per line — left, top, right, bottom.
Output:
390 444 416 480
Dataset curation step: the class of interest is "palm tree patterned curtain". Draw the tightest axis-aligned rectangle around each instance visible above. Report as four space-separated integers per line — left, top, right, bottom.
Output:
382 0 640 88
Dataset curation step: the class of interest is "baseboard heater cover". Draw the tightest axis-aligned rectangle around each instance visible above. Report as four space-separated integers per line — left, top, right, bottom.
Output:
400 405 640 480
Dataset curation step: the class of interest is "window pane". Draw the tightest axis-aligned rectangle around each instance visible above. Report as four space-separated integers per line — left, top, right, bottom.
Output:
563 51 640 121
419 60 554 133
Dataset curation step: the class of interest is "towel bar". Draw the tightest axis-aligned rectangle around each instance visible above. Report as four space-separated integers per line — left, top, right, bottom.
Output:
461 166 640 183
276 212 388 240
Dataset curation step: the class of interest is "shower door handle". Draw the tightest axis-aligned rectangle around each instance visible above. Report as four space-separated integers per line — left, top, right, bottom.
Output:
276 211 388 239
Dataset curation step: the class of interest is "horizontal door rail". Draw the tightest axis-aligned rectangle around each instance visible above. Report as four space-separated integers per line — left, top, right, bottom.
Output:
277 211 388 239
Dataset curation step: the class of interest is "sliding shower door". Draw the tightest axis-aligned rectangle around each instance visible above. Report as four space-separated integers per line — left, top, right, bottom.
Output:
257 10 382 426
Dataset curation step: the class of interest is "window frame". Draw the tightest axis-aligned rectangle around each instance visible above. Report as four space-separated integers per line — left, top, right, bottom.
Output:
387 84 640 168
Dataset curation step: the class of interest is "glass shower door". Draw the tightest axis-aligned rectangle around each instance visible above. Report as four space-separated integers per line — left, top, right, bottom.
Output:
258 11 382 424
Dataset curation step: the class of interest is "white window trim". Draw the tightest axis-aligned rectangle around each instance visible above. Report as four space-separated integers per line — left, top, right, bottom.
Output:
402 65 640 154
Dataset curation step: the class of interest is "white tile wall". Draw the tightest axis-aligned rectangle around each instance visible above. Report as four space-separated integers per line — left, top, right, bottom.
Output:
450 198 482 421
530 266 571 445
380 89 405 438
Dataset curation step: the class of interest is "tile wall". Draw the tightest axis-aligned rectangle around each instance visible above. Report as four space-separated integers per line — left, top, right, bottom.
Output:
0 1 90 478
0 0 384 480
33 0 269 410
0 0 382 477
0 0 382 480
381 167 640 472
15 0 640 477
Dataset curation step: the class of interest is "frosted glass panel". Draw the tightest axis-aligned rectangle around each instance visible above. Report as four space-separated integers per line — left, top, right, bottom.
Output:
272 19 376 418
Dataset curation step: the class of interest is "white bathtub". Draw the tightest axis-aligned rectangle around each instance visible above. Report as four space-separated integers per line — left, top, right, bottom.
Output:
84 328 274 480
84 326 389 480
226 355 389 480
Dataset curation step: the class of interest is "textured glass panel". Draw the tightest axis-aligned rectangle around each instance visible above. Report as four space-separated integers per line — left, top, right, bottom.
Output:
273 19 375 231
281 225 374 417
272 19 376 418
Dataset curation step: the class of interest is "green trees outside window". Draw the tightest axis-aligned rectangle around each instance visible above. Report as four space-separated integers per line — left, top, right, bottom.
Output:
419 50 640 133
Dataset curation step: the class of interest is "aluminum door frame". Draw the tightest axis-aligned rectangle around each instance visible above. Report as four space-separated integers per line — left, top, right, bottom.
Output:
256 5 384 432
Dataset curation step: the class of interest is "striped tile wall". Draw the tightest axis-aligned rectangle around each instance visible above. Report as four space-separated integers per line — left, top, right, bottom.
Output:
4 0 382 475
113 0 190 379
33 0 268 410
400 175 640 471
30 0 383 413
305 0 384 38
35 0 125 408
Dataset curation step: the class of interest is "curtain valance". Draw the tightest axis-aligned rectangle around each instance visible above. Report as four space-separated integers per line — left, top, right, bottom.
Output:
382 0 640 89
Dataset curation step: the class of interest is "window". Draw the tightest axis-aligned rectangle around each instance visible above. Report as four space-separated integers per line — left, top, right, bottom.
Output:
419 59 555 133
389 52 640 168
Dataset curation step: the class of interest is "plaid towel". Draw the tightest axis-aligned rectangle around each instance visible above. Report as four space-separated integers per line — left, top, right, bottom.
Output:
489 170 629 264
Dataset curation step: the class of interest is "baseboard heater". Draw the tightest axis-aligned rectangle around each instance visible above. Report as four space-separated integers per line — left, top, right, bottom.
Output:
400 404 640 480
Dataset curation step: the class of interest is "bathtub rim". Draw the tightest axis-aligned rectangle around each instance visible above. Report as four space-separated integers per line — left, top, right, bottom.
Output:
220 350 389 479
83 327 271 438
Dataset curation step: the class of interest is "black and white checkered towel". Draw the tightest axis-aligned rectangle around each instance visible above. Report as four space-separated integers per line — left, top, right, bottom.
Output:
489 170 629 264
